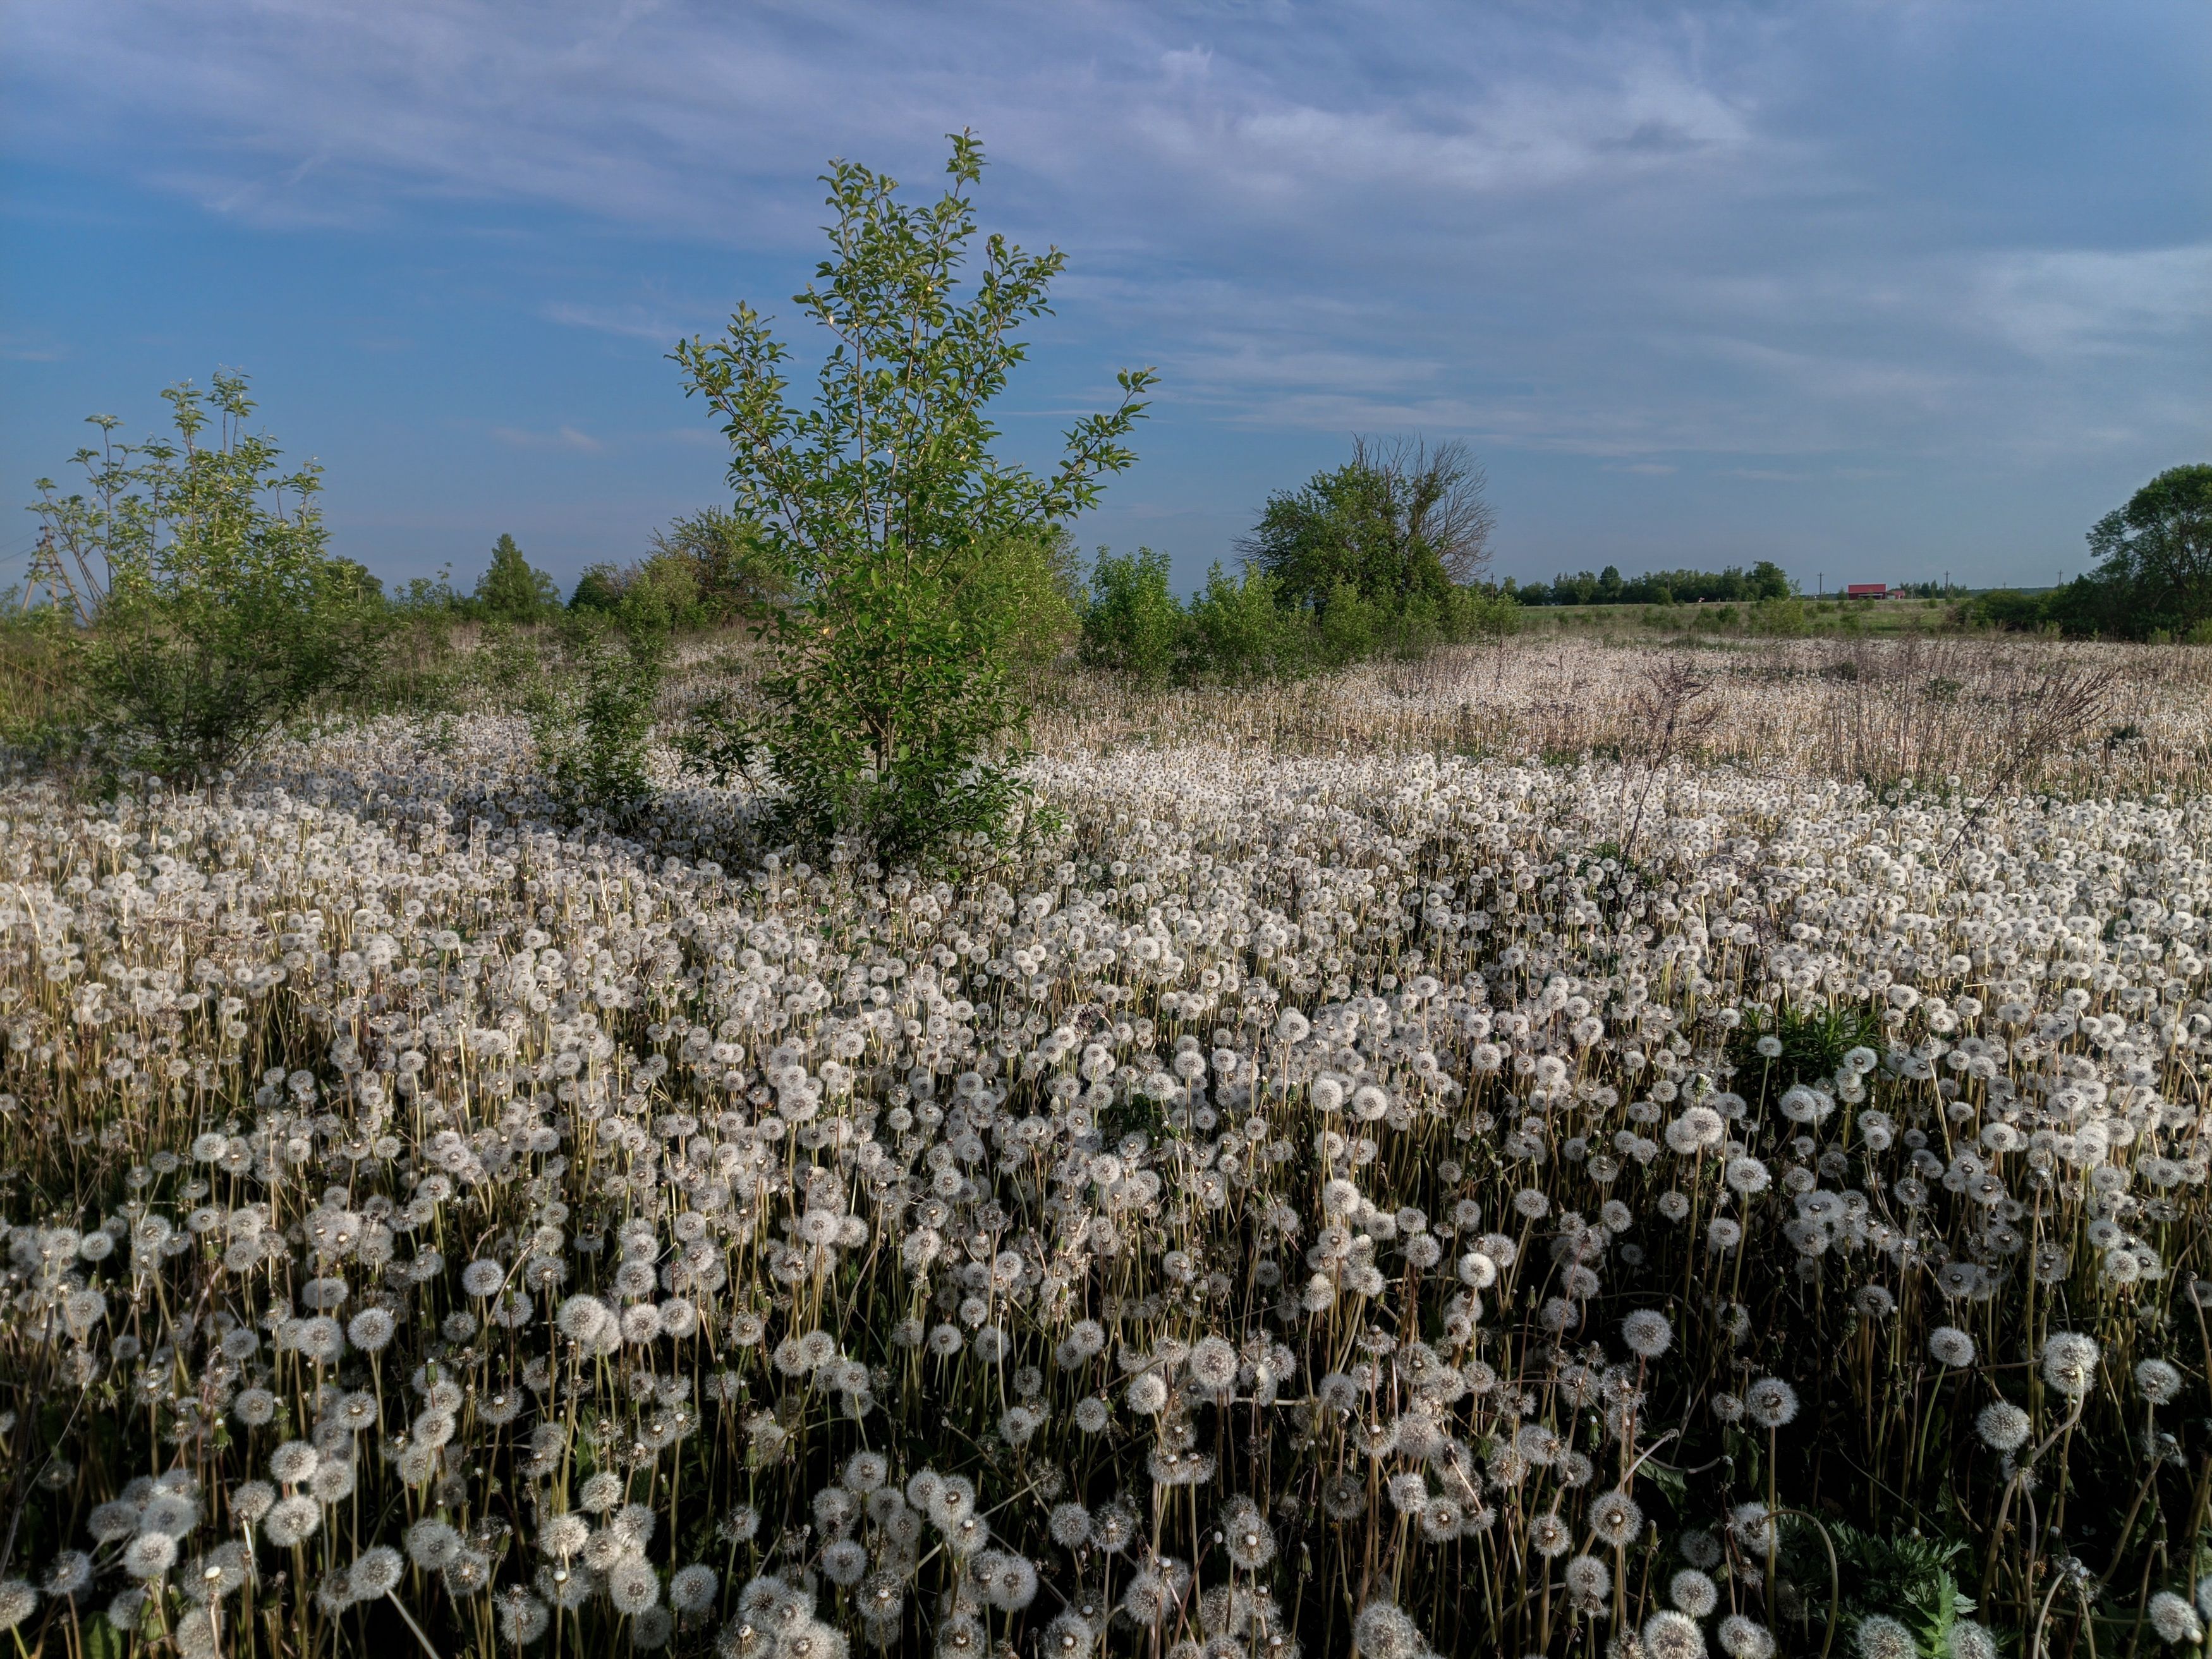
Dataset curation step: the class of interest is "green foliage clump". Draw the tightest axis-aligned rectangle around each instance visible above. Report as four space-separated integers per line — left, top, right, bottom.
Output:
1733 1000 1885 1094
574 507 795 628
471 533 563 623
650 505 793 621
1078 548 1185 686
1786 1520 1978 1658
1076 440 1517 691
673 132 1153 864
23 372 389 779
1241 436 1495 645
2084 463 2212 639
1446 581 1523 642
1747 594 1810 636
1181 562 1310 683
568 562 629 614
526 605 670 820
603 552 703 635
1964 588 2055 633
966 526 1086 671
1078 541 1519 689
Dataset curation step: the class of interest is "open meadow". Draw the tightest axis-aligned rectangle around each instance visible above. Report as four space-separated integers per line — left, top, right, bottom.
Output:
3 628 2211 1659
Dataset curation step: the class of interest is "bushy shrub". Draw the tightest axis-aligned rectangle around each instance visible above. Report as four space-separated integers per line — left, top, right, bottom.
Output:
1965 590 2055 632
1748 595 1809 636
1445 581 1522 640
576 509 795 629
567 562 623 612
1078 552 1519 688
648 506 791 621
1078 547 1184 685
961 525 1085 671
24 371 389 779
1242 436 1494 616
613 552 704 633
1313 577 1382 665
1181 563 1310 683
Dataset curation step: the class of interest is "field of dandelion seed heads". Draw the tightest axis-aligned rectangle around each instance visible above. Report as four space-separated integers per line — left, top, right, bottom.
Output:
4 633 2212 1659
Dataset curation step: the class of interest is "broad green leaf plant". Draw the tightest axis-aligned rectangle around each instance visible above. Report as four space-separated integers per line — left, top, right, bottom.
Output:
674 131 1154 863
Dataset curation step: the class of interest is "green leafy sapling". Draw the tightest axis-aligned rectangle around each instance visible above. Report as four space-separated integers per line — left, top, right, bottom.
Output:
673 131 1153 863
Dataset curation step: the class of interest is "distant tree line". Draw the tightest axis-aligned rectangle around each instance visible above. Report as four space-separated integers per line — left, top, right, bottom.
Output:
1510 559 1794 607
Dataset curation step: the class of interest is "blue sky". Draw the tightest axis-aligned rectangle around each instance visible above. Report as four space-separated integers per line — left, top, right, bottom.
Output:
4 1 2208 597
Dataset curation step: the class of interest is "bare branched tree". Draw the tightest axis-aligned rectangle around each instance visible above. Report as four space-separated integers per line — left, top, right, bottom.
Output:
1351 434 1497 583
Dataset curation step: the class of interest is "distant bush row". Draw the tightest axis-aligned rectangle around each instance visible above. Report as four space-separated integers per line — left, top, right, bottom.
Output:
1079 549 1516 685
1078 438 1516 684
380 510 793 631
403 434 1524 694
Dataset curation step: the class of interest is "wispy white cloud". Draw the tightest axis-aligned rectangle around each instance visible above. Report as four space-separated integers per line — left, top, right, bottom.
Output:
540 301 691 343
0 332 68 362
1 1 1770 243
490 423 604 453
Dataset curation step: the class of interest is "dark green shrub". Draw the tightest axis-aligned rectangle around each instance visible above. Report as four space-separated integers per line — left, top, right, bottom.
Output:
966 525 1085 672
1237 439 1513 665
2074 464 2212 640
471 533 563 623
528 605 669 818
647 506 792 621
1079 548 1184 684
1315 578 1382 665
617 553 705 633
1966 589 2051 631
1241 436 1493 616
569 563 628 612
1748 595 1809 636
1444 583 1522 640
1181 564 1308 684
